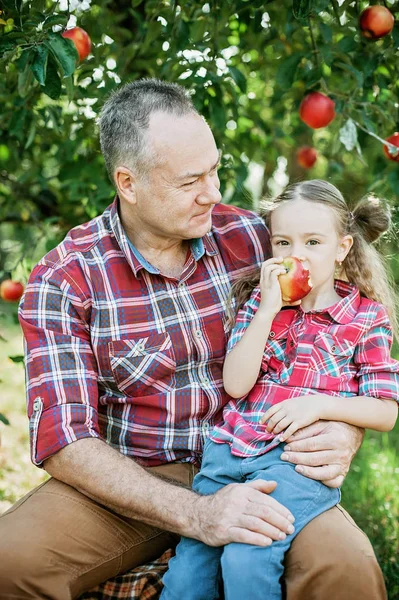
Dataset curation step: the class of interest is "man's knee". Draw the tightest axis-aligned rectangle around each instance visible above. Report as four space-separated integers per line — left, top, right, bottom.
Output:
284 505 386 600
0 511 69 599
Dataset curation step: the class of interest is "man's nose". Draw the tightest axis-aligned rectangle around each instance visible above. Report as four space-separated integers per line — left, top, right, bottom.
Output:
197 176 222 205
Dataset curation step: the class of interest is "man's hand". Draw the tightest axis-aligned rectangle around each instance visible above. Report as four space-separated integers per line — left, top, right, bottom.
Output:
193 479 295 547
280 421 364 488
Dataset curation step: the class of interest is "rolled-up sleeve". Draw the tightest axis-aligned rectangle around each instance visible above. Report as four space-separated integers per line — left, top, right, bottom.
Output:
19 263 100 466
354 306 399 402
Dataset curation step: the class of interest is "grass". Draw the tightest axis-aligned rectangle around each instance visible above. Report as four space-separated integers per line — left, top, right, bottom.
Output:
0 309 398 598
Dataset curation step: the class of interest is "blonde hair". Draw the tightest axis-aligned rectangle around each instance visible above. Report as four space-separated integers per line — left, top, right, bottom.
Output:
227 179 398 338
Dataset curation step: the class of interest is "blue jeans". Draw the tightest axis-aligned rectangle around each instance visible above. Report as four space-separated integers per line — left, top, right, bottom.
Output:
160 439 340 600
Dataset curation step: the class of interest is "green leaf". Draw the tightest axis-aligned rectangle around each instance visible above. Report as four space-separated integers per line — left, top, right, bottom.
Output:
337 37 358 53
18 59 34 98
15 47 32 72
45 32 78 78
64 74 74 102
42 55 62 100
42 14 69 30
142 21 163 49
0 413 10 426
24 119 36 150
31 45 48 86
318 22 332 44
0 32 22 57
276 53 302 89
190 18 207 43
339 118 361 153
8 354 24 363
293 0 313 20
314 0 331 12
392 22 399 48
336 62 363 87
229 66 247 93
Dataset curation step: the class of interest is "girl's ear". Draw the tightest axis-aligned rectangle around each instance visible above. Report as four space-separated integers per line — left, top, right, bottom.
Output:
337 234 353 262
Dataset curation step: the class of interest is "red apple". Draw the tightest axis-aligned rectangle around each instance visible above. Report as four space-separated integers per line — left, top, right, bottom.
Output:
0 280 24 302
383 132 399 162
278 257 312 303
62 27 92 61
296 146 318 169
299 92 336 129
359 6 394 40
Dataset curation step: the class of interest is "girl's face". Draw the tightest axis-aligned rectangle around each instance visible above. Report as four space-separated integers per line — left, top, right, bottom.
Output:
270 198 353 296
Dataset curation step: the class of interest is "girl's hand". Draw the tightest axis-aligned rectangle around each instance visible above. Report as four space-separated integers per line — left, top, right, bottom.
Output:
259 395 332 442
258 257 286 318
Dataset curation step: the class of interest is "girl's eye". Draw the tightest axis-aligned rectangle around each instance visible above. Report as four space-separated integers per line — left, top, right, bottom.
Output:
275 240 289 246
307 239 319 245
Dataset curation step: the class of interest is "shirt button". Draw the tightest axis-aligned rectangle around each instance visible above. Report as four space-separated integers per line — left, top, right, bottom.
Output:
269 331 275 338
202 422 210 436
178 281 185 288
289 340 294 347
202 376 210 385
195 330 202 338
33 397 42 411
137 342 145 353
331 345 336 352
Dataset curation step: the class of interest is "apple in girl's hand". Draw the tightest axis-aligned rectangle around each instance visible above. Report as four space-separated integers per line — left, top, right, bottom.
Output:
278 257 312 303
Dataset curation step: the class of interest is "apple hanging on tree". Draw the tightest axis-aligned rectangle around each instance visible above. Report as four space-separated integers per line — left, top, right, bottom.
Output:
0 280 24 302
383 133 399 162
359 6 394 40
62 27 92 61
296 146 318 169
299 92 336 129
278 257 312 303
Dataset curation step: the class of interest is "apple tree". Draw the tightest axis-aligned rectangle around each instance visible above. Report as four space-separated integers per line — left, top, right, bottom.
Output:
1 1 399 592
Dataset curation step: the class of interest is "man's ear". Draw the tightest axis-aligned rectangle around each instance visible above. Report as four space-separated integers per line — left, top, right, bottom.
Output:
338 234 353 262
114 167 137 206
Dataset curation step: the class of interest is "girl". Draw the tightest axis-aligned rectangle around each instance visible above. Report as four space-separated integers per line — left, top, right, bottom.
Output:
160 180 399 600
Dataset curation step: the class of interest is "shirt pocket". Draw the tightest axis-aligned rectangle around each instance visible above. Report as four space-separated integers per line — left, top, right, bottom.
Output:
261 322 290 378
309 332 355 378
109 333 176 396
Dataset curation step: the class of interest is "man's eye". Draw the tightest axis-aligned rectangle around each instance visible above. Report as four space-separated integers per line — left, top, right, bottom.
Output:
182 179 197 187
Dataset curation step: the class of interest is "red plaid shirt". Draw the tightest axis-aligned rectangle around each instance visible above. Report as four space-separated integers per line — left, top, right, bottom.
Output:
210 281 399 457
19 199 269 467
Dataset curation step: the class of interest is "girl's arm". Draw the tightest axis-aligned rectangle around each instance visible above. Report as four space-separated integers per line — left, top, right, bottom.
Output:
223 309 275 398
260 394 398 442
223 258 286 399
319 394 398 432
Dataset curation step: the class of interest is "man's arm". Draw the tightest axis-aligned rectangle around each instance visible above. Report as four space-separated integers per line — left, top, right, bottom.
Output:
44 437 295 547
280 421 364 488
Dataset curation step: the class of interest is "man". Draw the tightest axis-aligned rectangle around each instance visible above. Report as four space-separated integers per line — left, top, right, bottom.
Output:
0 79 386 599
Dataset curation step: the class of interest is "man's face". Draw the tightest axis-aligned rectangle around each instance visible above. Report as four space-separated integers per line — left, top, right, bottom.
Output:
133 112 222 242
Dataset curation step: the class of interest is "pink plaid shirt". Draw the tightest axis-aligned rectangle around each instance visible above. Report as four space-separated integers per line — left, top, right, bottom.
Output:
19 199 269 467
210 281 399 457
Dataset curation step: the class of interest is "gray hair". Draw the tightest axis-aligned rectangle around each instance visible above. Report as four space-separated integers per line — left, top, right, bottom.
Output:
99 78 199 184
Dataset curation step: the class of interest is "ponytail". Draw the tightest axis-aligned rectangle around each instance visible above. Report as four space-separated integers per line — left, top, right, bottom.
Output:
343 195 398 338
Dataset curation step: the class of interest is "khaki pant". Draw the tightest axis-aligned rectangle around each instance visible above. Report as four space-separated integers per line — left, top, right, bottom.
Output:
0 463 386 600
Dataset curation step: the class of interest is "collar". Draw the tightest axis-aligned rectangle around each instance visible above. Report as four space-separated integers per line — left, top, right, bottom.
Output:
109 197 219 277
326 280 361 324
276 280 361 326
